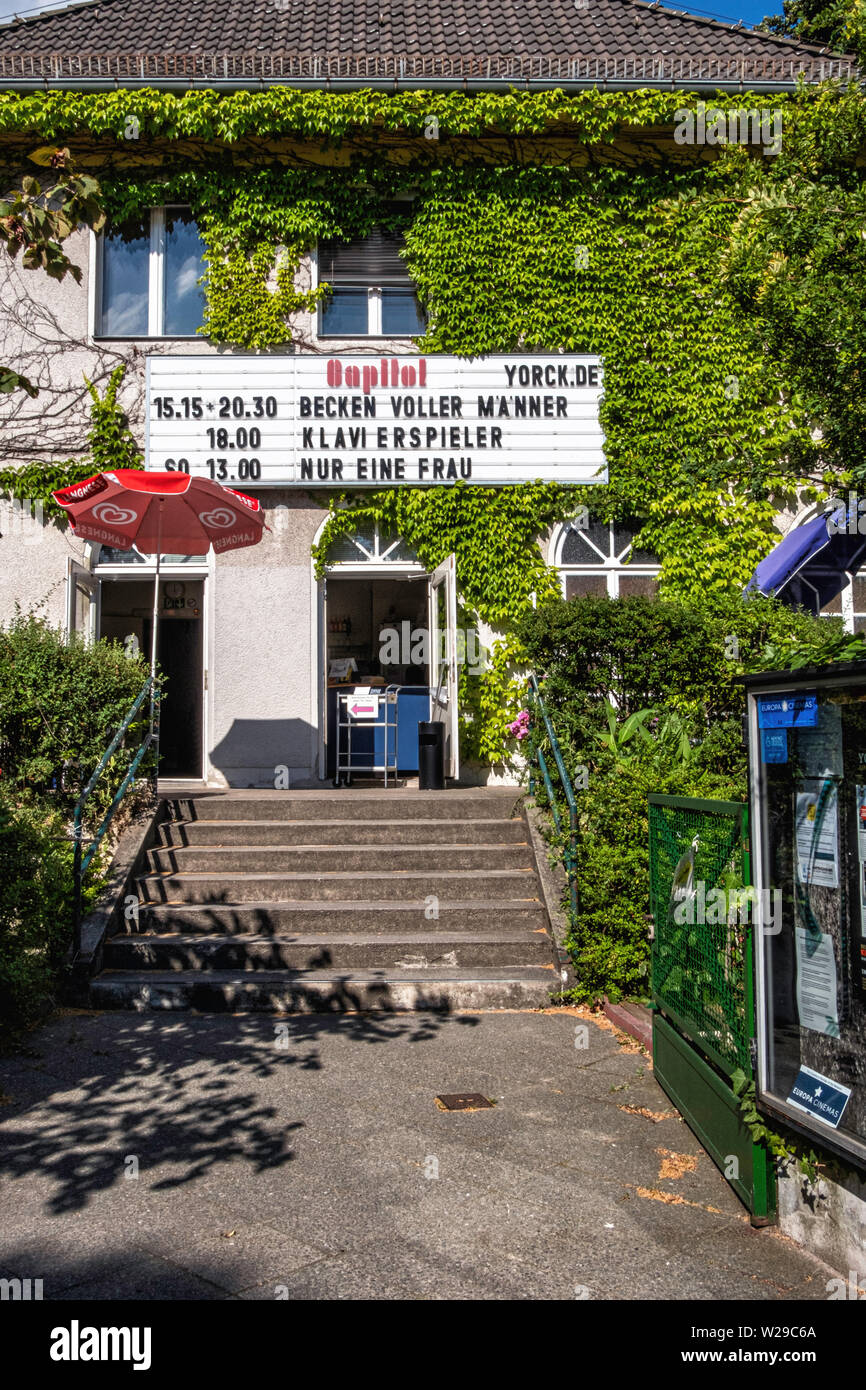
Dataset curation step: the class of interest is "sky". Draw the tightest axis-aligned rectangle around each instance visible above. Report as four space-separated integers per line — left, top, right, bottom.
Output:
0 0 782 29
662 0 781 23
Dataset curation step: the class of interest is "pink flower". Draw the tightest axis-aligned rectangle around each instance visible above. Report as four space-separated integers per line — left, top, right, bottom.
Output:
508 709 531 741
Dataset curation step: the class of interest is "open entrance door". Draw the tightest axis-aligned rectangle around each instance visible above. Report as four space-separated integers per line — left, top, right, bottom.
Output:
429 553 459 781
66 558 98 644
98 576 205 779
321 571 430 782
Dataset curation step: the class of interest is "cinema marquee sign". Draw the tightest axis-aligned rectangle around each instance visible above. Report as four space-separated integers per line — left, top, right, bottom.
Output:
145 354 607 487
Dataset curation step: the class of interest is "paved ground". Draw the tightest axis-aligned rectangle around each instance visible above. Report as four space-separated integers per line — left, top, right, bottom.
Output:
0 1006 838 1301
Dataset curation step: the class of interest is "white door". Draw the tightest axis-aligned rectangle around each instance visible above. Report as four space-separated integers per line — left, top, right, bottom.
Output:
428 553 459 781
65 558 99 644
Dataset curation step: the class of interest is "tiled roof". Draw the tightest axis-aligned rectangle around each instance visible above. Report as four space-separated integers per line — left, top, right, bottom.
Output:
0 0 855 87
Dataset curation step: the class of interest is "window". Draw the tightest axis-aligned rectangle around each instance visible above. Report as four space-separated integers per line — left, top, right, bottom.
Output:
94 545 207 568
97 206 206 337
325 524 422 569
318 229 425 337
789 504 865 633
553 518 660 599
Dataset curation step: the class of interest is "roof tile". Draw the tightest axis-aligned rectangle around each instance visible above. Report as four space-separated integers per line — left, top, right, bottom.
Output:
0 0 855 84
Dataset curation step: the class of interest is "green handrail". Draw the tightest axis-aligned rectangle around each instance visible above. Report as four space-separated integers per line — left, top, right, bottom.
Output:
71 677 160 959
527 672 579 920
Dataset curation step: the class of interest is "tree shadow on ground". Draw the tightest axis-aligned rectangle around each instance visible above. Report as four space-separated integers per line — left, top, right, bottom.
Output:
0 1008 478 1215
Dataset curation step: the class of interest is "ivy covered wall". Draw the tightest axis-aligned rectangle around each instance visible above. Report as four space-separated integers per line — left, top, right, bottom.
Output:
0 84 859 761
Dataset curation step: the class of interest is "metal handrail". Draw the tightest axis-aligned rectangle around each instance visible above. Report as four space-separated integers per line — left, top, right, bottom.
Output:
527 672 579 920
71 676 159 958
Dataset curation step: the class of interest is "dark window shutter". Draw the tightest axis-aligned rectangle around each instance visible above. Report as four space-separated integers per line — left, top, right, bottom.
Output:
318 230 411 285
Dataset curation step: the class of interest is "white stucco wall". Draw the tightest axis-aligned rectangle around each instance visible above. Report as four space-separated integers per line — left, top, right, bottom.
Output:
777 1164 866 1286
208 491 326 787
0 496 88 628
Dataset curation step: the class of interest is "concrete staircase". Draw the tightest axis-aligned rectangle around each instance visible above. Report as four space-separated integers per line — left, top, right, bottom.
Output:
90 788 559 1013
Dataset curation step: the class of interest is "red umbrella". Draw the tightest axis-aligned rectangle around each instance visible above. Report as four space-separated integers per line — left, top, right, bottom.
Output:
53 468 268 767
53 468 266 556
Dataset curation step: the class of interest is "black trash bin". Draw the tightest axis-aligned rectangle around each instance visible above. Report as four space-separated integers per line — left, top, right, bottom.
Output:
418 720 445 790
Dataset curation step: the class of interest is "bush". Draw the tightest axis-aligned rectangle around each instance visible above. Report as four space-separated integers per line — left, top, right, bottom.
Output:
516 590 842 1002
558 751 743 1003
0 788 73 1041
517 589 838 769
0 613 154 1039
0 612 152 821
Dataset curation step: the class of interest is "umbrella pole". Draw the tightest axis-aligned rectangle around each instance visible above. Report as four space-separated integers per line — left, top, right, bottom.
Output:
150 500 163 785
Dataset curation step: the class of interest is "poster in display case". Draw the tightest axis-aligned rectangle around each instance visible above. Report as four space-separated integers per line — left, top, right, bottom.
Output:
744 663 866 1166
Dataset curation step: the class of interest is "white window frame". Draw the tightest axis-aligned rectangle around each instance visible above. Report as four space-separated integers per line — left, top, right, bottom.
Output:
788 503 861 633
317 286 381 337
317 522 427 576
91 543 210 579
313 231 423 340
318 284 425 338
93 204 204 340
552 519 660 598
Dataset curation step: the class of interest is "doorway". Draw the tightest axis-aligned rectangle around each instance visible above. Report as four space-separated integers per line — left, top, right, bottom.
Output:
317 532 459 783
324 573 430 781
98 577 205 779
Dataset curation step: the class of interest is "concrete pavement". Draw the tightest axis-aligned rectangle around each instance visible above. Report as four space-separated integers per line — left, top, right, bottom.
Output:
0 1006 841 1300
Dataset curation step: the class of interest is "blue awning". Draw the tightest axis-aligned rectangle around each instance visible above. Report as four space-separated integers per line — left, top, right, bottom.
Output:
746 505 866 615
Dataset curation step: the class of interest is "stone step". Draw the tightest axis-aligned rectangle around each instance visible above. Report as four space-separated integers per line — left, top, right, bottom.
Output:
133 900 550 934
90 784 554 1016
165 789 522 822
158 817 527 847
137 868 539 904
102 931 554 971
146 842 533 875
89 966 558 1013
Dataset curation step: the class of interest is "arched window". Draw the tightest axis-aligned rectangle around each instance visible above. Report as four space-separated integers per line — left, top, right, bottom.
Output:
324 523 424 571
551 518 660 600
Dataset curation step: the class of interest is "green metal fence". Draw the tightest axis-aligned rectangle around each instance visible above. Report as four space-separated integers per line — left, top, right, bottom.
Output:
72 676 159 960
649 794 752 1080
648 793 774 1223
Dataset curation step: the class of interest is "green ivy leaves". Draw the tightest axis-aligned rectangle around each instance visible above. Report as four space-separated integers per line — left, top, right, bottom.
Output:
0 83 860 756
731 1069 820 1180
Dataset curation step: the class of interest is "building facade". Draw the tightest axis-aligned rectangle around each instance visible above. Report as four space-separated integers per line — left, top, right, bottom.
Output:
0 0 856 787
